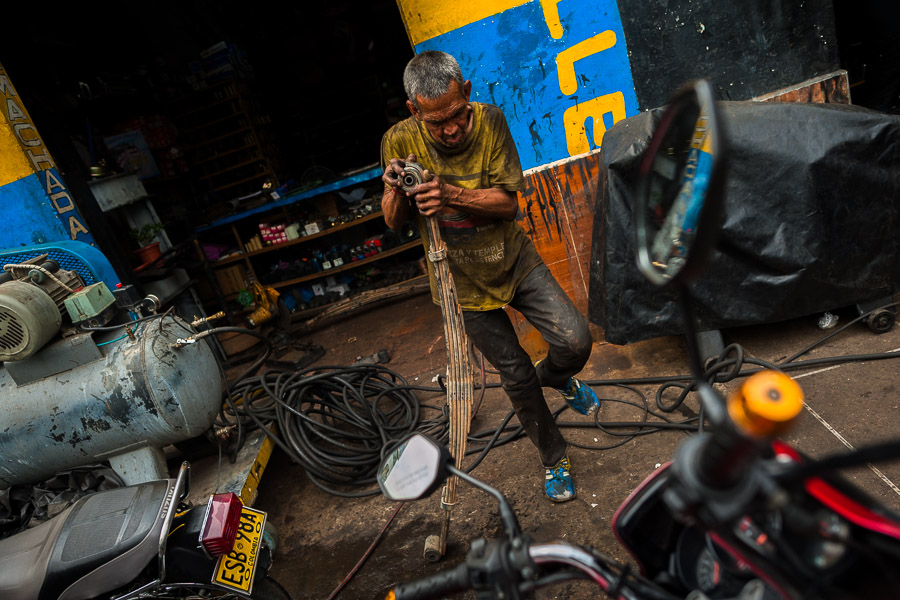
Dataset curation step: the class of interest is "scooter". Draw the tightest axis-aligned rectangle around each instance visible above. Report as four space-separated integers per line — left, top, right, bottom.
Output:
0 462 289 600
374 80 900 599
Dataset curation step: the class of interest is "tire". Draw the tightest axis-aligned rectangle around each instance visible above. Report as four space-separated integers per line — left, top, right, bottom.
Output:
867 309 895 334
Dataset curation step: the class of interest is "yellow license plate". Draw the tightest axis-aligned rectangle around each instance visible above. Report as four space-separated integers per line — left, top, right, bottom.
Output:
212 506 267 595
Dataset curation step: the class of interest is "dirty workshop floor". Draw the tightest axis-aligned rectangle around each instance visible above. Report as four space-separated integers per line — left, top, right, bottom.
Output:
249 291 900 600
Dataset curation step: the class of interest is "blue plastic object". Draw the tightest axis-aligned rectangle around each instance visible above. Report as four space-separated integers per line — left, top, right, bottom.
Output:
0 241 121 289
196 166 382 232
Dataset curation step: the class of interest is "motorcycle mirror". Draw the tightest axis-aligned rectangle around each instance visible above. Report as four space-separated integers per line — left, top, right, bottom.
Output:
377 434 451 501
635 79 727 288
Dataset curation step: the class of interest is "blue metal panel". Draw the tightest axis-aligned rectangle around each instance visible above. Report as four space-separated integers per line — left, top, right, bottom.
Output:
197 166 382 232
0 172 70 246
415 0 639 170
0 241 121 289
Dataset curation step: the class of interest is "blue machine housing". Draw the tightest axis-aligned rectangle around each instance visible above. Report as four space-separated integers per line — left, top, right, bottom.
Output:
0 241 121 290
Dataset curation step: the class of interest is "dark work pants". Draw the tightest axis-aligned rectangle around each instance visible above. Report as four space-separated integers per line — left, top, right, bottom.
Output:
462 263 593 467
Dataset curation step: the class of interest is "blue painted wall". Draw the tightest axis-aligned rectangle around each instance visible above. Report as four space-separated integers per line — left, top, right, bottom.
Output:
0 172 71 246
414 0 639 170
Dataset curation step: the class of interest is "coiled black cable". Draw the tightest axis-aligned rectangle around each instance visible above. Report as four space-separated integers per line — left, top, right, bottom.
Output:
224 364 448 497
211 301 900 498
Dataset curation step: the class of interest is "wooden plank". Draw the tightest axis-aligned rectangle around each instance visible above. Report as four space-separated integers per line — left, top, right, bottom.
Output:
516 154 600 311
754 70 851 104
550 152 601 311
510 152 603 356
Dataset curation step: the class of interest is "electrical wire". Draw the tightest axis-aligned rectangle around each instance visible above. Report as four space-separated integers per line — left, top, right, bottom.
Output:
214 303 900 499
96 333 129 347
224 363 446 497
221 361 702 497
780 300 900 364
89 308 180 345
2 262 77 292
325 501 405 600
78 311 168 331
214 301 900 598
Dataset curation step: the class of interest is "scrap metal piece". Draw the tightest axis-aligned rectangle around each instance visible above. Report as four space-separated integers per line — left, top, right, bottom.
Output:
400 162 426 192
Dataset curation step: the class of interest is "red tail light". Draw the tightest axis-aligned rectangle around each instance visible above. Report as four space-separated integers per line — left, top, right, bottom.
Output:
201 492 243 557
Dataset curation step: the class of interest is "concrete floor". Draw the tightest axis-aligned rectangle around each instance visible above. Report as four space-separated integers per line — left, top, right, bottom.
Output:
253 291 900 599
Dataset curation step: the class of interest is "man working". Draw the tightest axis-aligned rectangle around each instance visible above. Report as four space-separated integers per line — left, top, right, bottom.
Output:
380 50 599 502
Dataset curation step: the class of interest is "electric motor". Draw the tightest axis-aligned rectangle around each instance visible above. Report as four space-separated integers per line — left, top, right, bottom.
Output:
0 280 62 362
0 254 86 361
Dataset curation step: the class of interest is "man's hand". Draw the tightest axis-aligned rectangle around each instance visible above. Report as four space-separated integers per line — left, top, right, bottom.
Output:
409 170 518 221
382 154 418 231
383 153 417 195
409 171 448 217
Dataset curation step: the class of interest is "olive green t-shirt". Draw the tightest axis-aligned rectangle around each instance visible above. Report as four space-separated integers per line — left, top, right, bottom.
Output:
380 102 543 311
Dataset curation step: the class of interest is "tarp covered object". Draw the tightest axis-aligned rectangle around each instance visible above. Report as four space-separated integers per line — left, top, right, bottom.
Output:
588 101 900 345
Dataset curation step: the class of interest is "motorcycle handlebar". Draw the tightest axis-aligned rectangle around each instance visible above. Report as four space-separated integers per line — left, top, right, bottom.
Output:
386 541 647 600
528 542 633 599
386 562 470 600
698 371 804 489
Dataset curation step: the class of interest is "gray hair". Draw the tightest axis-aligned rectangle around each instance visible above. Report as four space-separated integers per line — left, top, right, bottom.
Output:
403 51 465 106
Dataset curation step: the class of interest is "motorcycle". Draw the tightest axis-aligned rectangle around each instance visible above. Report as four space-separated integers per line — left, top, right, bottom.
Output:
0 462 289 600
374 80 900 600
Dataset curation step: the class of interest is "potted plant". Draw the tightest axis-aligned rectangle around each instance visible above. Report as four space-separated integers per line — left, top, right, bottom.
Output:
130 222 165 266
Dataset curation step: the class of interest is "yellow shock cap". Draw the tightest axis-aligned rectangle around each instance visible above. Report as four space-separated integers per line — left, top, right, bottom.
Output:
728 370 804 437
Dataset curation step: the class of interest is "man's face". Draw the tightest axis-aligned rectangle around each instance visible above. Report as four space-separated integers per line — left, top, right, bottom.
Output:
408 79 474 149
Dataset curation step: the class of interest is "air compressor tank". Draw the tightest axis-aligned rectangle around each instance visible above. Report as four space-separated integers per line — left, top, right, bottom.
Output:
0 316 223 487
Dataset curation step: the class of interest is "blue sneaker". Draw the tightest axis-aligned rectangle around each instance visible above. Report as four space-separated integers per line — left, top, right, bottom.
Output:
557 377 600 416
544 455 576 502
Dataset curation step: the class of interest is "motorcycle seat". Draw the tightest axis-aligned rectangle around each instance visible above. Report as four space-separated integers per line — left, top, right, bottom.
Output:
0 479 174 600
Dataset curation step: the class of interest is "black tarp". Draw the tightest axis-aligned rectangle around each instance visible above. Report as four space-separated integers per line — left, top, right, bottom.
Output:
588 101 900 345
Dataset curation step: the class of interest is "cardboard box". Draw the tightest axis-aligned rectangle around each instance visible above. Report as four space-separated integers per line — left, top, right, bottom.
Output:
314 193 340 218
214 265 247 295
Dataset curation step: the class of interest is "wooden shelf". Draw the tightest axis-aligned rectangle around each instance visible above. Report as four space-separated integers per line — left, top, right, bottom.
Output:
195 164 406 317
212 212 388 266
269 239 422 288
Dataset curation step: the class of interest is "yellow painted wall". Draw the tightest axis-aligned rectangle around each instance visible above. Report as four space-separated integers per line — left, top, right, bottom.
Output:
0 64 44 185
397 0 529 46
0 61 93 244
